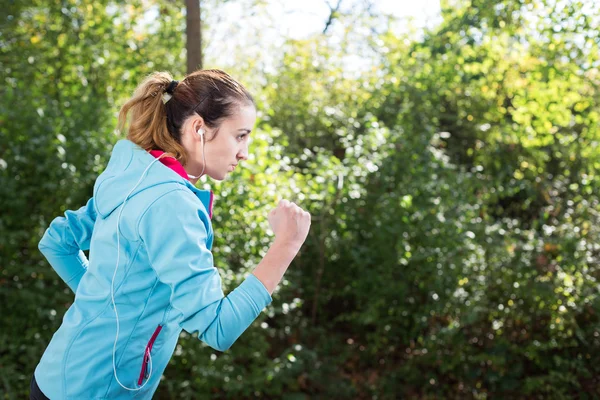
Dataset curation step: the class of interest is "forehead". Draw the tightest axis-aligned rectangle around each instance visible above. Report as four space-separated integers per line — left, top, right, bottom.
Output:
224 104 256 125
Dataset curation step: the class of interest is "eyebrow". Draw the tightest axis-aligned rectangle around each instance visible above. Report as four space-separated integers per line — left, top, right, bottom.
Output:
237 129 252 134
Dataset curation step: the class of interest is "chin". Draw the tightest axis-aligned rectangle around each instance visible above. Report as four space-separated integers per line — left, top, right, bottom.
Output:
207 172 227 181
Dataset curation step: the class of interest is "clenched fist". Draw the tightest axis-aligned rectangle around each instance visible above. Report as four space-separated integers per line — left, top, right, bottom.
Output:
268 200 311 249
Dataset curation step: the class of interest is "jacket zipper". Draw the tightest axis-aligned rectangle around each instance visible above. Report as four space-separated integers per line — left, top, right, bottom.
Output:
137 325 162 386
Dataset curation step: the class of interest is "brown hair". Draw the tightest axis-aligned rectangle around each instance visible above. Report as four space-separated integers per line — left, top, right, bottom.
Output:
118 69 255 166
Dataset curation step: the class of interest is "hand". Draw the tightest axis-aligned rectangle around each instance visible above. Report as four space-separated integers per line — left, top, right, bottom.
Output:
268 200 311 249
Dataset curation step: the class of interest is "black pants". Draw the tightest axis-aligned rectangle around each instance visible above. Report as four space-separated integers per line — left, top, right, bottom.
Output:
30 374 50 400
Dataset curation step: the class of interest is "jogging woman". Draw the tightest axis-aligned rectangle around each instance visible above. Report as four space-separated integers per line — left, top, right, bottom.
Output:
30 69 311 399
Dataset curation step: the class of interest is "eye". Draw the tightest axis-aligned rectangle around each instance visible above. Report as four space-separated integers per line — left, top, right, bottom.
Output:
237 133 248 141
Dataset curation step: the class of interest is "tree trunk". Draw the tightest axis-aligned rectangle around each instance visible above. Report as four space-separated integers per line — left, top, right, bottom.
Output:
186 0 202 73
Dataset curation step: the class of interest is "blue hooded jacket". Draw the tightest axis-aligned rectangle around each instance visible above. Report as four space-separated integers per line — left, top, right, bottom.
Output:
34 139 272 399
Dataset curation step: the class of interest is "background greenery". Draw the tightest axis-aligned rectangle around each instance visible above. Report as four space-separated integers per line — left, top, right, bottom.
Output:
1 0 599 398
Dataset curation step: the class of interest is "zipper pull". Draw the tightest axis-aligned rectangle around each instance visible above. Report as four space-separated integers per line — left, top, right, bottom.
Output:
144 352 150 379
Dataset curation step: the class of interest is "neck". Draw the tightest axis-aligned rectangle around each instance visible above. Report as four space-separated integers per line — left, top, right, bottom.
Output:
184 161 206 184
184 166 202 185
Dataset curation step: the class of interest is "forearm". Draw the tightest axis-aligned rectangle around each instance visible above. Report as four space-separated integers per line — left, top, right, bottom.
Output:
37 199 96 292
198 274 272 352
39 246 88 292
39 226 89 292
251 239 300 295
198 241 301 351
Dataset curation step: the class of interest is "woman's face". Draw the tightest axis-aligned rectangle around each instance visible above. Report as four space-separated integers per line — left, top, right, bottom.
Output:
182 104 256 182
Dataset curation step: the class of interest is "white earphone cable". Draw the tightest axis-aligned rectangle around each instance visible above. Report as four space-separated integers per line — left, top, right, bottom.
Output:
187 129 206 180
112 154 165 391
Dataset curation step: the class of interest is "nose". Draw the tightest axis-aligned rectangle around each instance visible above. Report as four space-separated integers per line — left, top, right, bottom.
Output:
237 143 249 161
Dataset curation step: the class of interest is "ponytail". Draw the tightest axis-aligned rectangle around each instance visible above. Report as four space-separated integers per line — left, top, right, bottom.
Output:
118 72 187 164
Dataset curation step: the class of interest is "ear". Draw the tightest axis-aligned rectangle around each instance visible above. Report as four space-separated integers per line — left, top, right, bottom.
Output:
182 115 206 140
188 114 205 131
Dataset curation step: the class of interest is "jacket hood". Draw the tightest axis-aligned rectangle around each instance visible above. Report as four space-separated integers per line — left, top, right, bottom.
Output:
93 139 213 219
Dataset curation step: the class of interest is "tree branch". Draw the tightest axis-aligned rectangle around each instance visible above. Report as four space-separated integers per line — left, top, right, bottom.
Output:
323 0 343 34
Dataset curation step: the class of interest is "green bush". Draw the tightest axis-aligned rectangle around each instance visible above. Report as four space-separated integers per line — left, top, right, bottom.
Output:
2 0 599 399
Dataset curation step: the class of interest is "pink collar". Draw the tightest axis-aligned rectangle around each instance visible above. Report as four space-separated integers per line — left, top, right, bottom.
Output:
148 150 190 181
148 150 214 219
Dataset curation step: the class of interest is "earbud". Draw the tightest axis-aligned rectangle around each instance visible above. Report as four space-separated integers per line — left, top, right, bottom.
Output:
189 127 207 180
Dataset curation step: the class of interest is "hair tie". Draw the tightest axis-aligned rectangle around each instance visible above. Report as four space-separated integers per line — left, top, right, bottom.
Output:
165 80 179 94
162 80 179 104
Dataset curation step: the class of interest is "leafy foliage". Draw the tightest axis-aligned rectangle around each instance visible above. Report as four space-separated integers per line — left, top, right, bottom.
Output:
1 0 599 398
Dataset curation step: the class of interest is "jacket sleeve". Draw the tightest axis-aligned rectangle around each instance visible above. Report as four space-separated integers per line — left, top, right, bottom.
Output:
138 189 272 352
38 197 97 292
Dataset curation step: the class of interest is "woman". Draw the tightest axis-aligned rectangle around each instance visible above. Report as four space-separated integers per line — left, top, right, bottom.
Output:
30 69 311 399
